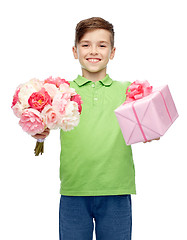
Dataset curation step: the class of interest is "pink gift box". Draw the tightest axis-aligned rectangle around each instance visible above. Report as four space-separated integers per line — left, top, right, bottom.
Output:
114 85 179 145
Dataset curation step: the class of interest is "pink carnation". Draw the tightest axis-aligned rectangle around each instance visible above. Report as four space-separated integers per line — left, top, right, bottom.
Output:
59 83 76 100
28 88 52 112
11 88 20 108
55 77 70 88
12 102 24 118
71 94 83 114
19 109 45 135
43 83 58 99
52 93 68 115
41 105 60 129
44 76 70 88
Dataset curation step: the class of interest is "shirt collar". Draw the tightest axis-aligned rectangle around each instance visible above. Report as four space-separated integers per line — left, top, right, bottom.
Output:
74 74 113 87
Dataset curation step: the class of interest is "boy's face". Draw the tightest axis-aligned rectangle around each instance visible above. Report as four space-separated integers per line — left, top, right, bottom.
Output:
73 29 116 77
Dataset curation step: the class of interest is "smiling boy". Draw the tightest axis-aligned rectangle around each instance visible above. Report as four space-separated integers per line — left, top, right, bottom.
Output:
59 17 135 240
33 17 135 240
72 28 116 81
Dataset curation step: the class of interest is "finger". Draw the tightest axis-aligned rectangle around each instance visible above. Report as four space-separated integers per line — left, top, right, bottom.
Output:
143 137 160 143
32 132 47 139
39 128 50 135
43 128 50 134
33 134 46 139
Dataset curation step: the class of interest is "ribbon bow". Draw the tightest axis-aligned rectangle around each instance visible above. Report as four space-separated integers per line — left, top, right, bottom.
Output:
125 80 153 103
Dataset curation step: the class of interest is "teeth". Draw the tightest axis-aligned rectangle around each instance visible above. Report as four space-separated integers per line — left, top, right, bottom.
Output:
87 58 100 62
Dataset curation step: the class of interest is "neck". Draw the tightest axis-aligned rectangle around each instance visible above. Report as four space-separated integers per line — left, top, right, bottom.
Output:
82 68 107 82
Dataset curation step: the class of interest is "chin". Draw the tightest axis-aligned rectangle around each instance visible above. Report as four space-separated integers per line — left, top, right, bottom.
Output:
85 66 106 73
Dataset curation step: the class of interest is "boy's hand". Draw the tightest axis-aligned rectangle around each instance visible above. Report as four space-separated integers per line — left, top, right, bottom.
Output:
143 137 160 143
32 128 50 140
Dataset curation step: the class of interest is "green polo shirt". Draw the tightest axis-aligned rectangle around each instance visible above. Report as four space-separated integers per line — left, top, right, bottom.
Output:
60 74 136 196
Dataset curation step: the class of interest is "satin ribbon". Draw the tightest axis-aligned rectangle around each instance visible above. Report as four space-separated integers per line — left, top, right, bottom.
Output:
158 91 173 123
132 90 173 142
132 102 148 142
37 138 45 143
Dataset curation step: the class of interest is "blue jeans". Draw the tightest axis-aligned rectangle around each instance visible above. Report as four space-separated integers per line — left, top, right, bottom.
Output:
59 195 132 240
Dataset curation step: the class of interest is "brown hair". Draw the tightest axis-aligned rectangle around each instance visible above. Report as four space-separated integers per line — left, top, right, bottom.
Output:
75 17 115 48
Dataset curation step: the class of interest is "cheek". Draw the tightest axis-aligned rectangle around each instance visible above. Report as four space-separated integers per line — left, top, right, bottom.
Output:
77 48 87 58
77 53 86 65
102 51 112 63
102 48 111 57
107 50 112 59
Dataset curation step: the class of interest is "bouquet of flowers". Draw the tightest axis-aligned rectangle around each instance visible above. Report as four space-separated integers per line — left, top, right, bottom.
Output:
11 76 83 156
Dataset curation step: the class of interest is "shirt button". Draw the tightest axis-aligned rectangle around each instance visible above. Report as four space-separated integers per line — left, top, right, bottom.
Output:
94 97 98 101
92 84 95 88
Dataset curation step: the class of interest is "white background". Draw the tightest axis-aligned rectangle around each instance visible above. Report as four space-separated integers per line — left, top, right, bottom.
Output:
1 0 187 239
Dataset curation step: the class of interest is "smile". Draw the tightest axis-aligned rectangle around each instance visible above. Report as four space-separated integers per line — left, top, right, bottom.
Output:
86 58 101 63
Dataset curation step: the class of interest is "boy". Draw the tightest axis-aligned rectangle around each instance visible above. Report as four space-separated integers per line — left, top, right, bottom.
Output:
34 17 149 240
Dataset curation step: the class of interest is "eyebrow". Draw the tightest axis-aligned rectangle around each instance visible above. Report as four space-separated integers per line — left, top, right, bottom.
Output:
100 41 109 44
80 40 109 44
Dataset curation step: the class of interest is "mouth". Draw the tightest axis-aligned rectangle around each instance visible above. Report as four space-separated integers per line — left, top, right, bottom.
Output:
86 58 101 63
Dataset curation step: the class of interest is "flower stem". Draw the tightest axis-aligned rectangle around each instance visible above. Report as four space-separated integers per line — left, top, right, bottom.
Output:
34 141 44 156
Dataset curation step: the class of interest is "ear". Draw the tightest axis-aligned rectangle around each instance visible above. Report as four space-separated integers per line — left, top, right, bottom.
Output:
110 47 116 60
72 46 78 59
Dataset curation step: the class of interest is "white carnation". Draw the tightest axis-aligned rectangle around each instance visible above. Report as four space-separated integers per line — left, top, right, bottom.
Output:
59 83 77 96
59 101 80 131
18 78 42 108
43 83 59 100
29 78 43 91
64 101 79 117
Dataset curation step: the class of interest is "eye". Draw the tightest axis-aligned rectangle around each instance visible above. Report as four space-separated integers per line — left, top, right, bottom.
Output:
100 45 106 48
82 44 89 47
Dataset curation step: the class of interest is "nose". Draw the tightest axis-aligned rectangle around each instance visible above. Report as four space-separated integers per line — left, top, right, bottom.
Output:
90 45 98 55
